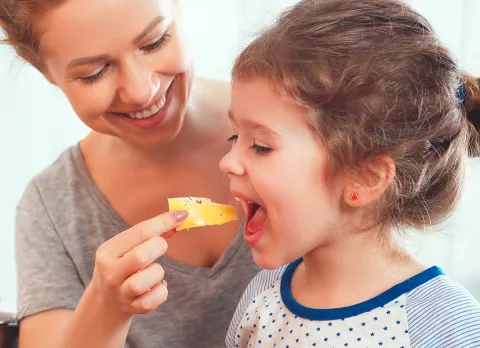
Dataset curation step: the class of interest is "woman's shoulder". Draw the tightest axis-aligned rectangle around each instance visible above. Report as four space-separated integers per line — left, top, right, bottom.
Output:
17 144 87 210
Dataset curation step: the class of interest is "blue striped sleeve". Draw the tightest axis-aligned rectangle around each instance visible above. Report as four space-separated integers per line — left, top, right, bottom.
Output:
225 266 286 348
406 275 480 347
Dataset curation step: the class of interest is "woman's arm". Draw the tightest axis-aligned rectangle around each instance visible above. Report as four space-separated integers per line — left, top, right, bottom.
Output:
19 285 131 348
16 180 187 348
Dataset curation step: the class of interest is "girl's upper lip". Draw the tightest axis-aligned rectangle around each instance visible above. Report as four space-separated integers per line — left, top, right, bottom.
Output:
229 189 256 204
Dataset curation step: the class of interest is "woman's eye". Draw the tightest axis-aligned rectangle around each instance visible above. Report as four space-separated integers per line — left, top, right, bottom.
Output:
79 64 109 85
141 34 170 53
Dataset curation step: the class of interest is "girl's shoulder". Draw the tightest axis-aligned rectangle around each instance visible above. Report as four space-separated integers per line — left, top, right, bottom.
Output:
405 273 480 347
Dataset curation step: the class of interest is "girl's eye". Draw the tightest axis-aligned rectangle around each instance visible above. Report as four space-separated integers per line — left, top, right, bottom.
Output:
250 143 272 155
227 135 238 143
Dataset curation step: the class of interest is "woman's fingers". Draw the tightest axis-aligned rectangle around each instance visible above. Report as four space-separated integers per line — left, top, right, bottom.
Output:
102 210 188 258
117 236 168 281
131 281 169 314
121 262 165 298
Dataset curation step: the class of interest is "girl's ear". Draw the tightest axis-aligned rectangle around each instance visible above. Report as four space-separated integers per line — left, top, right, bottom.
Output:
343 155 395 208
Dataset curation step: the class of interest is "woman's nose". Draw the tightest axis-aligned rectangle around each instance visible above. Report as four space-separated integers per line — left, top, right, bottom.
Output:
117 59 160 107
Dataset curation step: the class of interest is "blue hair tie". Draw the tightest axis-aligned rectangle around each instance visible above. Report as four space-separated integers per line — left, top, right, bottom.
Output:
457 84 465 107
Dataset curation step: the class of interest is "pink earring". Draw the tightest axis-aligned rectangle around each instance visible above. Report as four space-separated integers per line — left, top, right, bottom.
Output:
350 193 358 201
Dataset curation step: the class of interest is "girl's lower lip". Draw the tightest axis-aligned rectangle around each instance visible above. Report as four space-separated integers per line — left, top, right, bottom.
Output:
243 219 266 247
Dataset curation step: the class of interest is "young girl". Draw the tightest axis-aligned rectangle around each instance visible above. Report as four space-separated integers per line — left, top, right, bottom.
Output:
220 0 480 347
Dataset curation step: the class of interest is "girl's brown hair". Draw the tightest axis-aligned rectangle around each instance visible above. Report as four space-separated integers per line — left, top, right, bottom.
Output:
233 0 480 230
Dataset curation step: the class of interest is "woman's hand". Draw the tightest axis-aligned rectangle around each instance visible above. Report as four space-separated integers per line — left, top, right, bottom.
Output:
91 210 188 315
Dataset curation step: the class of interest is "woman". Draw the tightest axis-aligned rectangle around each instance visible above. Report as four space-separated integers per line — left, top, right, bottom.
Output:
1 0 260 347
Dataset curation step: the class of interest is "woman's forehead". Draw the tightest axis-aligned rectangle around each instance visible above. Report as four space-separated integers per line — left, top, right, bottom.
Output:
38 0 175 62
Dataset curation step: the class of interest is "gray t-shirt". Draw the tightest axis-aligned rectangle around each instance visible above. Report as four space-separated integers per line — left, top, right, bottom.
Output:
15 144 260 348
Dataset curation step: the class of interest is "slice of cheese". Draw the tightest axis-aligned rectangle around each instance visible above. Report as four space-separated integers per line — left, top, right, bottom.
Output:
168 197 238 231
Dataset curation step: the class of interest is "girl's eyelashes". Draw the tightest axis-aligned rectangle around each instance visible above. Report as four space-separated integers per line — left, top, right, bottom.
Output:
227 135 272 155
250 143 272 155
227 134 238 143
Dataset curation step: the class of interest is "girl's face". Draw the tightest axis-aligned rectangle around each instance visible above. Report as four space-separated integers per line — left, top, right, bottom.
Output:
39 0 193 148
220 78 347 269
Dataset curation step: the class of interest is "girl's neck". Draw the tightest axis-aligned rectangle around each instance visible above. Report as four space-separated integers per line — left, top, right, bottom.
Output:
291 230 426 310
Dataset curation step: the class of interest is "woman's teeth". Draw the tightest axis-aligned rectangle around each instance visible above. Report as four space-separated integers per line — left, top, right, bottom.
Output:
126 94 166 119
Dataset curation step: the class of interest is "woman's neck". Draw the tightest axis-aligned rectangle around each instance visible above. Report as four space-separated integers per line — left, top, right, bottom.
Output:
291 230 425 310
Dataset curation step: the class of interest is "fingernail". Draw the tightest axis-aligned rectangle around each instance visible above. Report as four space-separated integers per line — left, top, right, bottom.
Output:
162 280 168 288
172 210 188 222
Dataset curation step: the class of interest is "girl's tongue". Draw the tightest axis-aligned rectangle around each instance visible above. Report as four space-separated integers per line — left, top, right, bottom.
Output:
247 206 267 234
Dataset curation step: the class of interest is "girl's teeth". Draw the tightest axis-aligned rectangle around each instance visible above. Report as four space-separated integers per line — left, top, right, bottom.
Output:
135 112 143 119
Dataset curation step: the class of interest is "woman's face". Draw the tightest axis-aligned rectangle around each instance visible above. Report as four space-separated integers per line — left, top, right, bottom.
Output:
39 0 193 148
